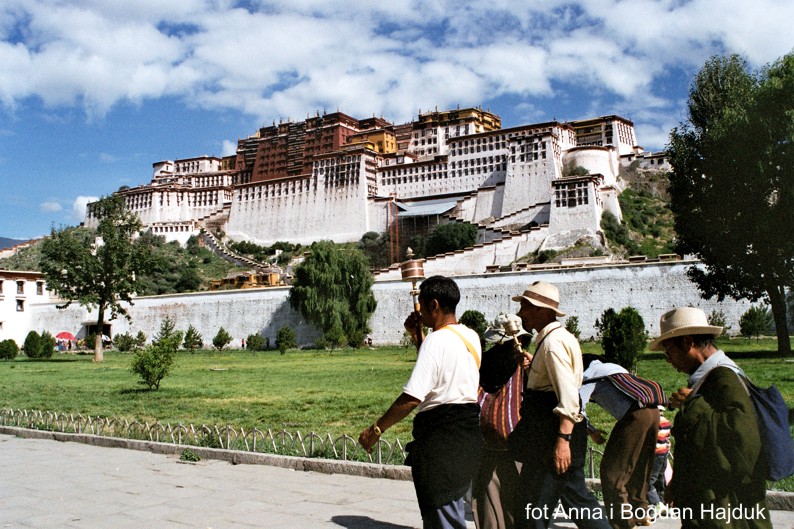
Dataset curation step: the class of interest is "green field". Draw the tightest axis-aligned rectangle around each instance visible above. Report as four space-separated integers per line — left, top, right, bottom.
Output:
1 338 792 489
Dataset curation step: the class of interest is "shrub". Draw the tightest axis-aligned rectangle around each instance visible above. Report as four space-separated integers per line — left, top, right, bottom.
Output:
23 331 42 359
183 325 204 351
739 305 772 341
130 319 183 390
708 309 731 336
460 309 487 347
39 331 56 359
0 339 18 360
212 327 232 351
246 333 268 351
180 448 201 462
135 331 148 348
595 307 648 373
276 326 297 354
114 333 137 352
565 316 582 340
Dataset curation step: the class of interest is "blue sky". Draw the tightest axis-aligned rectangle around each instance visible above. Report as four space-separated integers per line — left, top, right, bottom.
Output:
1 0 792 240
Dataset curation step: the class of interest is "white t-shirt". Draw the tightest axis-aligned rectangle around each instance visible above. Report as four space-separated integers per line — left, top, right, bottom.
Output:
403 324 482 413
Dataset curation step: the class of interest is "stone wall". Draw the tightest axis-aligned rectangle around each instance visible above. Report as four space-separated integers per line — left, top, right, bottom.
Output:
29 260 752 348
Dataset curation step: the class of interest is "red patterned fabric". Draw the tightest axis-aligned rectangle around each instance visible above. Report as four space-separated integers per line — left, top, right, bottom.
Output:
606 372 668 409
478 366 522 448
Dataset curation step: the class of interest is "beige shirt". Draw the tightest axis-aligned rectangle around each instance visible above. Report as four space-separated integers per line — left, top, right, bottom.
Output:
525 321 584 422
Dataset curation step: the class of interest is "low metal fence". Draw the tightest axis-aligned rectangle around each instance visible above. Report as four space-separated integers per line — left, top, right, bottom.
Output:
1 407 608 476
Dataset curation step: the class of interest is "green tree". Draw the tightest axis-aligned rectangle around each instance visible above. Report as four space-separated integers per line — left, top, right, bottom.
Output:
595 307 648 373
288 241 377 347
39 195 152 361
565 316 582 340
275 325 297 354
667 53 794 354
739 305 773 341
23 331 42 359
212 327 232 351
183 325 203 352
459 309 488 348
358 231 392 269
130 319 182 390
425 223 478 257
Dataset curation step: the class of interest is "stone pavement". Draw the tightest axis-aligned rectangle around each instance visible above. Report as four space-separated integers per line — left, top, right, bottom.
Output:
1 433 792 529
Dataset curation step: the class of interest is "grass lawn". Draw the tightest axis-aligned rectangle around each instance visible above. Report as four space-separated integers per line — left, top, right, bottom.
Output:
1 337 792 489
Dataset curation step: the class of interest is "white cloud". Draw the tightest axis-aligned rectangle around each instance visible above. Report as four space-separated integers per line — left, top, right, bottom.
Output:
72 195 98 221
39 201 62 213
221 140 237 157
0 0 791 135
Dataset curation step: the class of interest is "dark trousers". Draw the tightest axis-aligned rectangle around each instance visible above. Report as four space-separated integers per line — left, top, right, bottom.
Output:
646 452 667 506
600 407 659 529
515 463 610 529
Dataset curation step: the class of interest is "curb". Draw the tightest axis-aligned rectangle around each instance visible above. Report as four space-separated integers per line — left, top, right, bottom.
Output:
2 426 791 510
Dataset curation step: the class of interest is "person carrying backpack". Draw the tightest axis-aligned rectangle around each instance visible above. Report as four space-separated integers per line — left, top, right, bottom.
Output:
650 307 772 529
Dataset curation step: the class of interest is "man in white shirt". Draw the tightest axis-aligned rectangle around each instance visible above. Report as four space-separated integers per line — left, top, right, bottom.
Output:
359 275 483 529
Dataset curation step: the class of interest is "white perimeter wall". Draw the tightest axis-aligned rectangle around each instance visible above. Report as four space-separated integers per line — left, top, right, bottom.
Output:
29 260 753 348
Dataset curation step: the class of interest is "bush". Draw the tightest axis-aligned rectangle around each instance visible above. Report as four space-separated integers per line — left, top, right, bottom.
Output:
246 333 268 351
425 223 478 257
459 309 487 347
114 332 137 352
276 326 297 354
595 307 648 373
135 331 148 348
130 319 183 390
212 327 233 351
0 339 18 360
708 309 730 336
183 325 203 351
739 305 772 341
565 316 582 340
39 331 56 359
23 331 42 359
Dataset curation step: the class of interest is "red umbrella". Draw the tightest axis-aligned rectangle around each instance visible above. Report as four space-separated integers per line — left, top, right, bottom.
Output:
56 331 76 341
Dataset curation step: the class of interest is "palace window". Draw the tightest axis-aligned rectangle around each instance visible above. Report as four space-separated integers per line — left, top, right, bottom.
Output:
16 299 24 312
16 281 24 295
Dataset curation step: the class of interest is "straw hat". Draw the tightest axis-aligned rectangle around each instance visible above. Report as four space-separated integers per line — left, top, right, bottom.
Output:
511 281 566 317
483 313 529 344
649 307 723 351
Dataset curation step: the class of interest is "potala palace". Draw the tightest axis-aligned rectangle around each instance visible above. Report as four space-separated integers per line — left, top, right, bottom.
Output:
85 107 670 275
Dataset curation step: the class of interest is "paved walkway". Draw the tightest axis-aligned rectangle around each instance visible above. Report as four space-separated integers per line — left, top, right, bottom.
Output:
1 434 792 528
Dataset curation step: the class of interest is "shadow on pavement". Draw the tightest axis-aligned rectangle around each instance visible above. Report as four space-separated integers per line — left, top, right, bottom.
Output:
331 515 415 529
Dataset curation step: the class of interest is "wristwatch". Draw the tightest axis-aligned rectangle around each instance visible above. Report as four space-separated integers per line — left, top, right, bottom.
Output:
557 432 572 442
373 424 382 436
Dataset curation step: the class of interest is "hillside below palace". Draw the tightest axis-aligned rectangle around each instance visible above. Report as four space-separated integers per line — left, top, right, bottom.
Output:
85 107 669 269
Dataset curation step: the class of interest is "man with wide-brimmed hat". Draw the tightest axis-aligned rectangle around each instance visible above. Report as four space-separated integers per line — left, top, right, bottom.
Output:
650 307 771 529
508 281 609 529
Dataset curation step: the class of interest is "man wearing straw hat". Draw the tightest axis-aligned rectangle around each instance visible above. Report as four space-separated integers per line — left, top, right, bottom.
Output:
508 281 609 529
649 307 771 529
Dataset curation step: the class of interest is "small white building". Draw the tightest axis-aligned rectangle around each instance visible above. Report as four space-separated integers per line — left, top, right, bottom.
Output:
0 269 51 346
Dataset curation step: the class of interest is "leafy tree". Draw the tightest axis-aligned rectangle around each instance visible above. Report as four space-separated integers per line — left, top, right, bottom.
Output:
739 305 773 341
276 325 297 354
288 241 377 347
460 309 487 348
39 195 152 361
134 331 148 348
595 307 648 373
183 325 203 352
0 339 18 360
425 223 478 257
39 331 56 359
212 327 232 350
130 319 182 390
667 52 794 354
358 231 392 269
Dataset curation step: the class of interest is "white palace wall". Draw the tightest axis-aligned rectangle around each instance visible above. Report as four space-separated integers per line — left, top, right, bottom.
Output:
30 260 752 348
